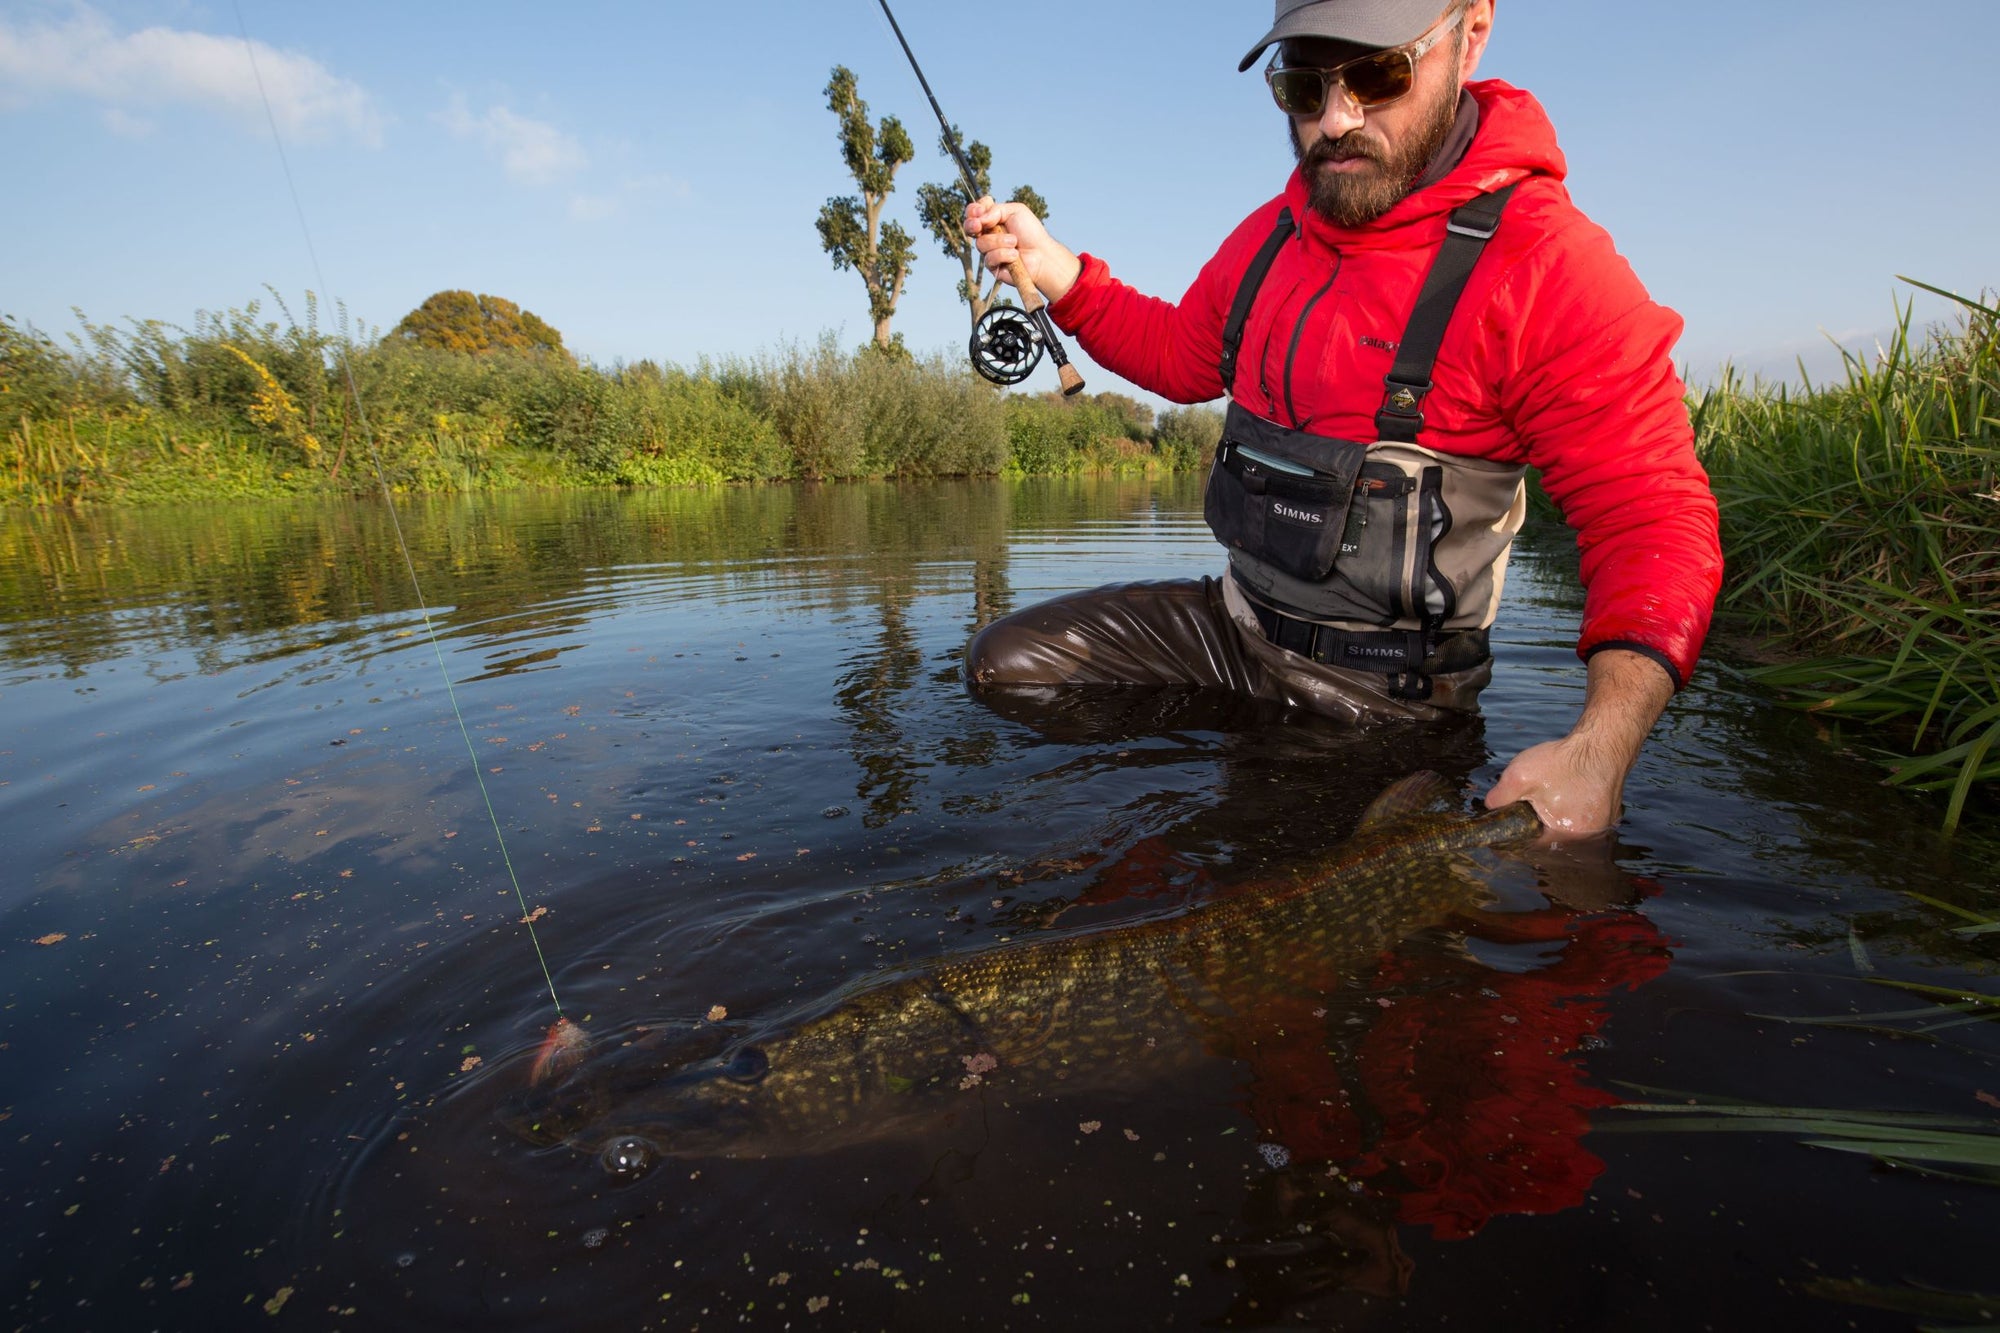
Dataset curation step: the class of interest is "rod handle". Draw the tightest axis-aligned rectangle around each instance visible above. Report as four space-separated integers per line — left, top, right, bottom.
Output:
983 219 1085 394
1002 257 1046 316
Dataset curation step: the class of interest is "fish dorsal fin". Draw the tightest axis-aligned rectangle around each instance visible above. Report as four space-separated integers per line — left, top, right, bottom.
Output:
1353 770 1456 833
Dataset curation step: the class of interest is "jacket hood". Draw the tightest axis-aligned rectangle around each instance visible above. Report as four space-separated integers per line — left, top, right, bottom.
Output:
1282 80 1568 249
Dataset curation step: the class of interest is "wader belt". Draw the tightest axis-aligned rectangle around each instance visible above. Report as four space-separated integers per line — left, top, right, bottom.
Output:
1233 570 1490 701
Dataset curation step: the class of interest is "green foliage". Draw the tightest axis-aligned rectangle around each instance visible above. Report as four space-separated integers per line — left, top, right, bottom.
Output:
766 335 867 480
1155 404 1225 471
609 360 786 483
914 129 1051 329
1003 392 1167 477
1702 283 1998 830
856 349 1007 477
1 315 95 436
3 292 1219 508
391 290 568 357
818 67 917 349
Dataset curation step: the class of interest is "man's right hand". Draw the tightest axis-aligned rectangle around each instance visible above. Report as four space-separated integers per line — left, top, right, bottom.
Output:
964 196 1084 305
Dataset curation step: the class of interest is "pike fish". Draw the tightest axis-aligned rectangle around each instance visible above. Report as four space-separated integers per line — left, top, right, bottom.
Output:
507 772 1540 1172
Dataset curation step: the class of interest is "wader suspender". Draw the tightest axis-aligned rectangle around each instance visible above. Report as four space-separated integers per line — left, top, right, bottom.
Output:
1216 183 1519 697
1220 208 1298 397
1374 182 1518 442
1219 183 1519 420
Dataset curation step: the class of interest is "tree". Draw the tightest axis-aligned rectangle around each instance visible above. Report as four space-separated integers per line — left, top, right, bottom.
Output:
916 129 1049 333
816 67 916 353
390 291 569 357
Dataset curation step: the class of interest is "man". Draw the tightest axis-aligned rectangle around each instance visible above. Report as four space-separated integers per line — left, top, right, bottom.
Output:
962 0 1721 839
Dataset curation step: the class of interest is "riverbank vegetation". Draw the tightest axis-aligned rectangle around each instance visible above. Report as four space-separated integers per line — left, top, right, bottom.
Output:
5 285 1991 825
0 297 1222 507
1693 285 1997 831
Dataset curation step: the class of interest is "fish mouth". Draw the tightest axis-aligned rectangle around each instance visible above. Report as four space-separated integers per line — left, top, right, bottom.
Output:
497 1019 766 1157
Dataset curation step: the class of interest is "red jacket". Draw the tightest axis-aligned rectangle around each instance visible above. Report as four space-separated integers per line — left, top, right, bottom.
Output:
1049 80 1721 687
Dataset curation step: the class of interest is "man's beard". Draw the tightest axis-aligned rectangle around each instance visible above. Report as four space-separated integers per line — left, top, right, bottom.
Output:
1291 76 1462 227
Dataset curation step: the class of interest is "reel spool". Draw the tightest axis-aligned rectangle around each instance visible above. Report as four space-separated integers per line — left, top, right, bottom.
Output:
969 305 1043 386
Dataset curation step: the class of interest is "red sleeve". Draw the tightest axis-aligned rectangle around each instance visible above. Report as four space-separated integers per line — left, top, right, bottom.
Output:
1045 202 1288 405
1486 222 1722 688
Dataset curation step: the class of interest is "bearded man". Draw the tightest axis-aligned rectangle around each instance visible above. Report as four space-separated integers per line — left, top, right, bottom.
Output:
961 0 1722 839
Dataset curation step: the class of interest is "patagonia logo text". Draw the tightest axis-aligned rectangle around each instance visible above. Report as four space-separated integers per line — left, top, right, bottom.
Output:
1359 335 1398 352
1271 501 1324 526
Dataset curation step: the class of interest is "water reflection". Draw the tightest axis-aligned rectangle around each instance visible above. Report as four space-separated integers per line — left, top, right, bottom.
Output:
0 480 1992 1332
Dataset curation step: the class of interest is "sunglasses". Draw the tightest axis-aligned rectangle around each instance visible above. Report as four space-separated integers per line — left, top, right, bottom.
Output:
1264 7 1462 116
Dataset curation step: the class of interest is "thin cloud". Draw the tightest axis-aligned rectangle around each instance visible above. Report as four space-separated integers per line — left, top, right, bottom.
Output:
439 94 587 186
0 4 383 145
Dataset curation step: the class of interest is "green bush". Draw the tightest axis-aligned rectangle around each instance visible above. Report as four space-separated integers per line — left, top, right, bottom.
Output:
858 350 1007 476
7 292 1211 503
1003 392 1168 475
1155 404 1224 471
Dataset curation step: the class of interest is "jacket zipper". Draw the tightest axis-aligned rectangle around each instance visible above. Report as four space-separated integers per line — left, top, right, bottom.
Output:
1283 250 1341 429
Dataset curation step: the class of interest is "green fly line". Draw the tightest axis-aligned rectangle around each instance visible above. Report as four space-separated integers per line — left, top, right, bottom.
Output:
232 5 564 1018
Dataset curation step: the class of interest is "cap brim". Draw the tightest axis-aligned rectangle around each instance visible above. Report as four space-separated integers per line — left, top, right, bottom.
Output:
1238 2 1444 72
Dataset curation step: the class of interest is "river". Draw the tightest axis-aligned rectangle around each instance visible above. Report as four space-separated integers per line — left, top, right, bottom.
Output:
1 477 1994 1330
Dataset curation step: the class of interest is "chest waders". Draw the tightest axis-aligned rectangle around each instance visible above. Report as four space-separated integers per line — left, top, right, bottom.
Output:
1205 184 1526 702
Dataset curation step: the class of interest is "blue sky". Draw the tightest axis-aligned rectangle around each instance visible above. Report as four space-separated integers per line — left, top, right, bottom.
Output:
3 0 1995 399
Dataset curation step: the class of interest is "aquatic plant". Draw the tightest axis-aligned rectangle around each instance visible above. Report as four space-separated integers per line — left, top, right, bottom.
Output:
1697 282 1999 831
1 299 1208 503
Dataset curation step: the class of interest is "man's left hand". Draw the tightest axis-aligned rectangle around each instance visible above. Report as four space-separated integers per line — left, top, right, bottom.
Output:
1484 648 1678 839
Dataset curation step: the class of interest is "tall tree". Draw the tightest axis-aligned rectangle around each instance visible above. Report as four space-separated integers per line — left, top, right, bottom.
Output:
816 67 916 352
916 128 1049 332
391 291 569 357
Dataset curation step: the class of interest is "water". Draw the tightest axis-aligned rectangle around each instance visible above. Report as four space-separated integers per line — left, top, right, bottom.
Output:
1 478 1994 1330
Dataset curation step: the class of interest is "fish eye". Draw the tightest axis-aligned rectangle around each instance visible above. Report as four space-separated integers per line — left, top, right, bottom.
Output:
722 1047 769 1085
600 1135 658 1180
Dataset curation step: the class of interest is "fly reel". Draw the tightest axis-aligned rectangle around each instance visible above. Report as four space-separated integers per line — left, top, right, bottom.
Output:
969 305 1043 386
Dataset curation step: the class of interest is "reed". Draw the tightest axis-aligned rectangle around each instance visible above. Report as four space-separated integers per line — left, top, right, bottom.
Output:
2 302 1221 500
1699 282 1998 830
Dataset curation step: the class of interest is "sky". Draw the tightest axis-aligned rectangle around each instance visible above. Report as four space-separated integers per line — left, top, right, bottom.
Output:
3 0 1996 401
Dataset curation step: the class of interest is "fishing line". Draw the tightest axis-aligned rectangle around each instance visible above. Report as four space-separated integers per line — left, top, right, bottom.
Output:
231 4 565 1018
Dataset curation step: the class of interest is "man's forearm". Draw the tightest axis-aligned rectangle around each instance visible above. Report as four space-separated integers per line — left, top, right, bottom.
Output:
1569 647 1678 777
1485 647 1678 837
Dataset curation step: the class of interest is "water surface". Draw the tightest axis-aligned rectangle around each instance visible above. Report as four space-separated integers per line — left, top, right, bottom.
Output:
2 479 1995 1330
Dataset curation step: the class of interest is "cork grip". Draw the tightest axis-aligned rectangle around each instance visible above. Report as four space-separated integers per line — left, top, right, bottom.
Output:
982 220 1086 394
1004 258 1047 315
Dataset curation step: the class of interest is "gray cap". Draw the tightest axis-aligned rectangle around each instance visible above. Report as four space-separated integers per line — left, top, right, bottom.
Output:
1239 0 1447 71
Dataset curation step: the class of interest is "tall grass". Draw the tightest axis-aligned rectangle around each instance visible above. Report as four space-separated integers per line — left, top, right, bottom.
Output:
1698 282 1998 831
1 303 1218 504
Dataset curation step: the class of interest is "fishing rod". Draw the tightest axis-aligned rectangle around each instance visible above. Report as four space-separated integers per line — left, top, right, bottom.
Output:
874 0 1085 395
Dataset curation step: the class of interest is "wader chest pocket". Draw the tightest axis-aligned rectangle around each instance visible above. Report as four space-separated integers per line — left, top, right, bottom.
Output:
1317 455 1455 626
1203 404 1365 583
